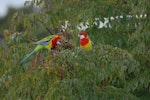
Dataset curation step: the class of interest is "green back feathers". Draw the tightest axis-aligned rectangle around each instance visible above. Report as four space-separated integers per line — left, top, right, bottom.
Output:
37 35 56 43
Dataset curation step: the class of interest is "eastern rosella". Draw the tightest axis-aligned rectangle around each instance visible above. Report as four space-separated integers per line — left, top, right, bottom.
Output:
20 35 61 64
78 31 92 51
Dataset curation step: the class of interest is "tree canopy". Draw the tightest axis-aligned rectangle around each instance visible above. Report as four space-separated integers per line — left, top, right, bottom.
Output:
0 0 150 99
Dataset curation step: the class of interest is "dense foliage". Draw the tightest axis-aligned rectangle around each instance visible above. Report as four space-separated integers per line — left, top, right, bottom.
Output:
0 0 150 99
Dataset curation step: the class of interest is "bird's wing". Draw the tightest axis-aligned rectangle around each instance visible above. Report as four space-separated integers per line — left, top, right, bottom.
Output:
91 39 94 48
37 35 56 43
33 35 56 45
37 41 50 46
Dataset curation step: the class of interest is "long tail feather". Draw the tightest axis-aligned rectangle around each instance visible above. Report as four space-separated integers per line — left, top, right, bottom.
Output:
20 50 37 64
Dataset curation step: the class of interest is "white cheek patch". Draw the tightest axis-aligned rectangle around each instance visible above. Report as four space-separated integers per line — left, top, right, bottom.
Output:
56 41 61 45
80 35 85 39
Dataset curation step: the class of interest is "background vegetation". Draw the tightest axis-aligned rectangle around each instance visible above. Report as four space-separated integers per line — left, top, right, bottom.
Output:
0 0 150 99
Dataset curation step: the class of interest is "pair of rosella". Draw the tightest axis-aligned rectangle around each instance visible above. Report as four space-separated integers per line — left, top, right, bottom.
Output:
20 31 92 64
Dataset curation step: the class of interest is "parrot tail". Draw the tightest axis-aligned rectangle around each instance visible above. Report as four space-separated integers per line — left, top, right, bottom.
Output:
20 50 37 64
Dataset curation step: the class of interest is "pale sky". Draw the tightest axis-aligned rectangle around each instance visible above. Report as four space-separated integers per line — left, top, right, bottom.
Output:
0 0 26 18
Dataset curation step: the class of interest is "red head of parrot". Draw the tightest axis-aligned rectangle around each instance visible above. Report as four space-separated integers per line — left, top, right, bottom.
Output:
78 31 89 38
51 35 61 48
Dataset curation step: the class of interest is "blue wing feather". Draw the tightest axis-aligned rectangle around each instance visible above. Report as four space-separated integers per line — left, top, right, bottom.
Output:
38 41 50 46
33 41 50 46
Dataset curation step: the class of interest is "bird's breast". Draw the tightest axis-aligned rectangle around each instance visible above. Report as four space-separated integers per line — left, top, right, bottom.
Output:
80 38 92 50
80 38 89 46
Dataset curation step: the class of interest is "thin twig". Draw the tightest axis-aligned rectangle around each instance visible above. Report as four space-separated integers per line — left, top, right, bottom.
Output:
38 19 54 35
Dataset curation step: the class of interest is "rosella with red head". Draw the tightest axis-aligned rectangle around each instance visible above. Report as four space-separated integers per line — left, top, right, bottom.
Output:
20 35 61 64
78 31 92 51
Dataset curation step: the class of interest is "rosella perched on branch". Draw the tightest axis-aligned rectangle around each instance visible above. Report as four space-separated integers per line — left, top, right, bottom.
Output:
78 31 93 51
20 35 61 64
